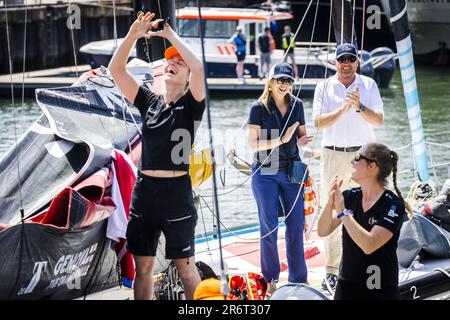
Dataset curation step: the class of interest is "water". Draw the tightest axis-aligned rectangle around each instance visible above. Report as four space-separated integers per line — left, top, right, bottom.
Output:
1 66 449 234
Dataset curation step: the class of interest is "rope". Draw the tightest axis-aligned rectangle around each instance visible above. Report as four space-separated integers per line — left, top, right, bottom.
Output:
433 268 450 280
4 1 27 300
198 195 212 256
21 1 28 119
157 0 168 51
351 0 356 44
196 0 228 294
140 2 152 63
340 0 344 44
361 0 367 52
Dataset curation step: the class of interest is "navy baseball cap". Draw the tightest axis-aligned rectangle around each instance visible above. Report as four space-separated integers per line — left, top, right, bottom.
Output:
269 62 295 81
335 43 358 59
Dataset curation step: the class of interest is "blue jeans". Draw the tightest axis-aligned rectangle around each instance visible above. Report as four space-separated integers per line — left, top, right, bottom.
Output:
251 167 307 284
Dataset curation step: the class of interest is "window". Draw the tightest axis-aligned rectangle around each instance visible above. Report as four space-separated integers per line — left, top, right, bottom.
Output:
204 20 237 39
177 19 237 39
178 19 199 38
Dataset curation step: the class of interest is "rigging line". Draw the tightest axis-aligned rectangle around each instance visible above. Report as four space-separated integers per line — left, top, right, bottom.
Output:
282 0 315 63
198 193 279 243
21 1 28 116
68 0 79 78
140 3 152 63
157 0 167 51
351 0 356 44
198 195 212 257
196 0 227 292
199 0 322 242
121 97 135 163
201 0 321 199
112 0 118 48
361 0 367 53
110 0 121 148
5 2 26 300
341 0 344 44
433 268 450 280
5 3 25 218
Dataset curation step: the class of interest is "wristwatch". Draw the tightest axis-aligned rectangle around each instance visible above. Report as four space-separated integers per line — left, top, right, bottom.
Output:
357 104 367 113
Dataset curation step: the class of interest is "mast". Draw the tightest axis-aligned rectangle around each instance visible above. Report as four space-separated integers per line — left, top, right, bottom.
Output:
133 0 176 61
389 0 429 182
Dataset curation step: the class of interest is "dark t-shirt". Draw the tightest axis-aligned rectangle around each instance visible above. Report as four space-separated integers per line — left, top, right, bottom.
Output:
247 96 305 171
340 188 407 289
133 85 205 171
258 34 271 54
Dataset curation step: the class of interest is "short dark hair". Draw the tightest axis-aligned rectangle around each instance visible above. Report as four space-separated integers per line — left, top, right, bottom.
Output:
264 27 270 32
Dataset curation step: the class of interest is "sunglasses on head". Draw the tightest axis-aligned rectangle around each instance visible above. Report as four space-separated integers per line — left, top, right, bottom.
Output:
354 153 377 164
275 77 294 86
337 55 357 63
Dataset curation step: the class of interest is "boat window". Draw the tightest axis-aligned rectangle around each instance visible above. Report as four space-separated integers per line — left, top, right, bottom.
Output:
178 19 199 37
204 20 237 38
177 19 236 39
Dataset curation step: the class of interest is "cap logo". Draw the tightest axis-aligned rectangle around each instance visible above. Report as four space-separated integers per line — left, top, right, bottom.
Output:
279 66 290 73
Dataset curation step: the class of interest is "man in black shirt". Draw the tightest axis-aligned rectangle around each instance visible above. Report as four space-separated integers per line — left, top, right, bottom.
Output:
108 11 205 300
318 143 408 299
258 27 273 79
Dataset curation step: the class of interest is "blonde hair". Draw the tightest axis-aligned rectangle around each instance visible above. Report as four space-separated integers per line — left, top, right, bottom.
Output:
257 79 292 113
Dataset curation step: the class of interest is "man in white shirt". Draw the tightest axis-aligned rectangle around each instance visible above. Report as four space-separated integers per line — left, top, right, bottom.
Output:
312 43 384 290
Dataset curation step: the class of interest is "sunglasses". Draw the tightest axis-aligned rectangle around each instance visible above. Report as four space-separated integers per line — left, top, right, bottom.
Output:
354 153 377 165
337 55 357 63
275 77 294 86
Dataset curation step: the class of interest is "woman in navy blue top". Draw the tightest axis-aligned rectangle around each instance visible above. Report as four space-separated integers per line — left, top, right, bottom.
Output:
248 62 313 287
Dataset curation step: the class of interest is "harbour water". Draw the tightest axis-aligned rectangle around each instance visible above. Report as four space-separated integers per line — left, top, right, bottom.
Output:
0 65 449 234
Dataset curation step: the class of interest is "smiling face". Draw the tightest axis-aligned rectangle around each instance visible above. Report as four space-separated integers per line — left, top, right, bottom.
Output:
335 55 359 81
270 77 293 99
163 57 190 87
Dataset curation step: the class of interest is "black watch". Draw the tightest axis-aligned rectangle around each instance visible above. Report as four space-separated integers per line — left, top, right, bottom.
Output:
359 104 367 112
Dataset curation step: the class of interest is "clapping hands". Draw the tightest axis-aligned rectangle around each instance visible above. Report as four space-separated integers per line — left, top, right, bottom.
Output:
328 175 345 214
345 87 361 111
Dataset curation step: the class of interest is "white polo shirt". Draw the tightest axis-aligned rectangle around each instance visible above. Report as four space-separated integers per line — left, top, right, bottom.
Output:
312 74 384 148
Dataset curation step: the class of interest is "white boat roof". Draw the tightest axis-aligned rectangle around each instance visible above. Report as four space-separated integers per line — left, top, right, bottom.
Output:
177 7 293 21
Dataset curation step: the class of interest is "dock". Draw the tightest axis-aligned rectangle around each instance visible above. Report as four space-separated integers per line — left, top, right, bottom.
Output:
0 65 320 98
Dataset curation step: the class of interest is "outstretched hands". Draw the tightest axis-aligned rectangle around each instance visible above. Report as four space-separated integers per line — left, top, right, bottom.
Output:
128 11 172 40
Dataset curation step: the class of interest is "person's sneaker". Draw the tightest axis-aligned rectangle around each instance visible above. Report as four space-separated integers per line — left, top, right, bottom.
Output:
321 273 337 291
